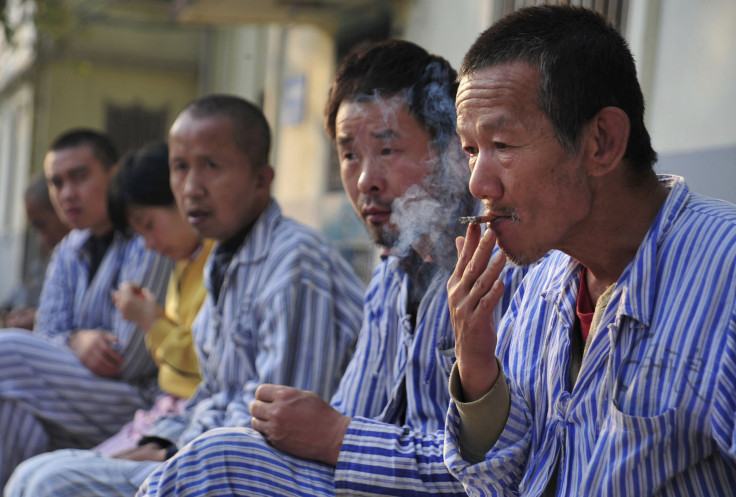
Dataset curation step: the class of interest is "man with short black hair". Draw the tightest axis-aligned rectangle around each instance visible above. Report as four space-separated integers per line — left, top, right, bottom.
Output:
445 5 736 495
0 129 172 484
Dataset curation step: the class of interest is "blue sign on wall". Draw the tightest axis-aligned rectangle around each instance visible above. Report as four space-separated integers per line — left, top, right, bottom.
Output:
281 74 306 125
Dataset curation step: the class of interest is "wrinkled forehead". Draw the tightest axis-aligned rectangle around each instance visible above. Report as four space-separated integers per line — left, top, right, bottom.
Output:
335 95 421 141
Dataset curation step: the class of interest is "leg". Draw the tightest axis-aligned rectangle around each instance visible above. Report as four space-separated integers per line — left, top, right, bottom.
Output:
138 427 336 497
5 449 160 497
0 330 149 480
0 400 48 484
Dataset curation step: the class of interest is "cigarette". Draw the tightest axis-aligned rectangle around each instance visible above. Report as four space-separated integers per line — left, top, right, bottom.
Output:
459 214 498 224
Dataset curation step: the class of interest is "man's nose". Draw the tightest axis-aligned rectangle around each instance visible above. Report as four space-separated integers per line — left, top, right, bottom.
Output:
356 153 386 194
468 151 504 201
182 169 205 198
57 182 75 202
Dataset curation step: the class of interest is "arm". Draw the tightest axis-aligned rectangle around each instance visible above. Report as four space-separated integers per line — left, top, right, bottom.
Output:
113 282 165 333
176 277 360 448
35 235 78 343
447 223 506 402
4 307 35 329
112 236 173 381
712 315 736 464
142 304 215 446
250 385 350 465
443 226 542 495
113 279 200 376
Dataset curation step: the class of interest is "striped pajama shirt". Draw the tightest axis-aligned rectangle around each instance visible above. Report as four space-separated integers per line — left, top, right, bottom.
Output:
445 175 736 496
135 247 528 496
5 200 365 496
0 229 172 485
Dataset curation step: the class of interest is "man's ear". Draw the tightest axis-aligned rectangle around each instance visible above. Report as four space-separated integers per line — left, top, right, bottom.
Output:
584 106 630 177
256 165 275 190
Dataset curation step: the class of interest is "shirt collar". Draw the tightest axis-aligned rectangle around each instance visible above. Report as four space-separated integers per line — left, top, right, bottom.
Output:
540 175 688 328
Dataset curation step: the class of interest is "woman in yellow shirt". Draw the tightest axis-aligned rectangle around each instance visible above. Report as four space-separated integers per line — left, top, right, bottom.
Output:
96 141 212 455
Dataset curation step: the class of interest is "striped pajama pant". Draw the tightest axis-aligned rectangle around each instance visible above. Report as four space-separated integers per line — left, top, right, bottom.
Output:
0 330 151 485
5 428 334 496
138 427 336 497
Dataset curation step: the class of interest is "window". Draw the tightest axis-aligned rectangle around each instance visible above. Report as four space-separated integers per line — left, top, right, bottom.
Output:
105 103 168 156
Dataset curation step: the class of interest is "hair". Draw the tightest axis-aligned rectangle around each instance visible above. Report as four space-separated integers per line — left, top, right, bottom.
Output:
107 142 174 231
178 94 271 169
324 39 459 153
49 128 119 169
24 173 54 211
461 5 657 172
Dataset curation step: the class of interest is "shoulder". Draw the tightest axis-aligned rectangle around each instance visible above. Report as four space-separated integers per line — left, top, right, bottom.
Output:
656 176 736 249
49 229 88 263
662 192 736 265
266 215 348 268
680 193 736 230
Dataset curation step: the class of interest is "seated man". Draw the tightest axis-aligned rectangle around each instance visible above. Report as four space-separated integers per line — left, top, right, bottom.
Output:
0 129 172 484
1 173 70 329
6 95 365 496
445 5 736 495
137 40 527 497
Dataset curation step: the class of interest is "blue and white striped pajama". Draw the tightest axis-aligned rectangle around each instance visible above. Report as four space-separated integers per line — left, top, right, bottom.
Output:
0 229 172 484
135 249 527 496
5 200 365 496
444 176 736 496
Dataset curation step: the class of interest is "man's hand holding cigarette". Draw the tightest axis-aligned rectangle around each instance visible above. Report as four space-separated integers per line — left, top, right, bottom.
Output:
446 222 506 402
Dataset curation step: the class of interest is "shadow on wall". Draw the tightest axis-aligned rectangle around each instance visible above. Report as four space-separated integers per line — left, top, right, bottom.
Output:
655 145 736 204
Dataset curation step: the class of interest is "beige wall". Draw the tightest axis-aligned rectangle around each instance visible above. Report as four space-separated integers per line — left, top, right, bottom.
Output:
269 25 335 230
627 0 736 202
0 84 34 301
199 26 267 102
31 59 198 175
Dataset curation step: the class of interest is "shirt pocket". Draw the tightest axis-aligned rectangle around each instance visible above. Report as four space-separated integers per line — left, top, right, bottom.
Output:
584 404 708 495
432 334 456 382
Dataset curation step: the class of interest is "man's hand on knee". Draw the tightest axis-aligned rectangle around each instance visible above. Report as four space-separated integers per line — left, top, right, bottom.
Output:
250 384 351 466
68 329 123 377
112 443 167 462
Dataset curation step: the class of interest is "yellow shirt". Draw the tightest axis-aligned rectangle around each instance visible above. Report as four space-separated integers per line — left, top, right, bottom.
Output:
146 240 213 399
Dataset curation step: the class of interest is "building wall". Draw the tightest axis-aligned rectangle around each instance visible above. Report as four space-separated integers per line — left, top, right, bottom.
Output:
34 59 198 160
0 3 203 302
402 0 493 69
628 0 736 203
198 26 267 102
269 25 335 229
0 84 34 302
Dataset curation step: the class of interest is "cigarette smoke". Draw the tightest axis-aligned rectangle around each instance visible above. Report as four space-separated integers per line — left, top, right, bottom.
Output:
373 60 475 269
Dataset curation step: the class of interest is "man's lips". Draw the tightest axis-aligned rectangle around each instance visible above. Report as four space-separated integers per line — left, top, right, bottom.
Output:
487 211 515 230
186 208 210 225
362 207 391 224
64 207 82 219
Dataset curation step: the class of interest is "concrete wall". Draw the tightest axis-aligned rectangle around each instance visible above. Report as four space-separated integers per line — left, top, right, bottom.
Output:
628 0 736 203
0 5 203 302
198 26 267 102
34 60 197 157
269 25 335 229
402 0 493 69
0 84 34 302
